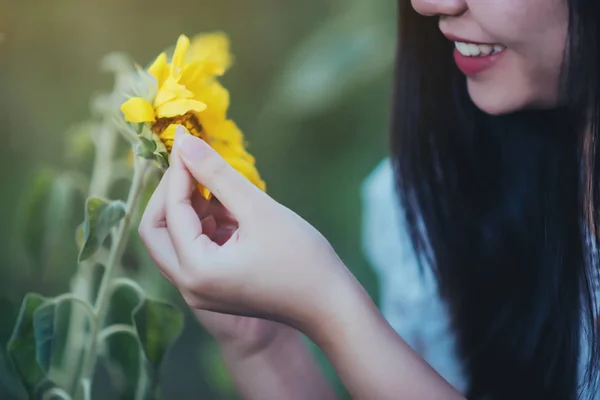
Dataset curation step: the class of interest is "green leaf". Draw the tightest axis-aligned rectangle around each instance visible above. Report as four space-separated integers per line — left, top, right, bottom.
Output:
107 280 144 327
153 152 169 171
135 137 158 160
0 352 26 400
100 279 147 400
100 329 141 400
0 297 25 400
78 197 127 262
132 299 184 369
75 223 85 250
7 293 48 395
33 304 57 373
40 295 95 385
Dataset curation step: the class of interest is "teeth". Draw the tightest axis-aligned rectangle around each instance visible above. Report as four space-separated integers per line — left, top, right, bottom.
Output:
454 41 506 57
478 44 493 55
493 44 505 53
467 43 480 56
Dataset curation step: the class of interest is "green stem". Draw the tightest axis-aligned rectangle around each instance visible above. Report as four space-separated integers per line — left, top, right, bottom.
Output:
76 156 149 399
62 122 119 394
89 123 120 197
42 387 73 400
51 294 97 322
80 379 91 400
109 278 146 300
134 354 149 400
97 324 137 343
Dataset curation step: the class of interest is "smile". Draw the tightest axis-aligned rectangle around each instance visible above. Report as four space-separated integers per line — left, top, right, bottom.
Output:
454 41 506 57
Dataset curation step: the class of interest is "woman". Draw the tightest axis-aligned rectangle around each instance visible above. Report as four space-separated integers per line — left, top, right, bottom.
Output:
139 0 600 398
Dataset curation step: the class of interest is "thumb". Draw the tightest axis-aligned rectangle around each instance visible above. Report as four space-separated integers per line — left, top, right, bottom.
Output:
172 126 266 221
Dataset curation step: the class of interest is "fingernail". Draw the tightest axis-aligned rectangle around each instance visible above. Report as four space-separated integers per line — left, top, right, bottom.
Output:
174 125 186 148
175 127 207 161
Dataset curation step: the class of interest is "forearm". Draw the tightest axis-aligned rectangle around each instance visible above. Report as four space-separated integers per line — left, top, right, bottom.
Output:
220 326 338 400
307 273 466 400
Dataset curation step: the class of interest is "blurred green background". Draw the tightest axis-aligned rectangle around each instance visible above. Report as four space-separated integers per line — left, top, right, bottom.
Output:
0 0 396 398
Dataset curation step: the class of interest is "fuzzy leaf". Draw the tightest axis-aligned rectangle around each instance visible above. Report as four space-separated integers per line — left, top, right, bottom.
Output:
135 137 158 160
107 280 144 327
101 280 146 399
78 197 127 262
6 294 47 395
154 152 170 171
0 297 24 400
101 329 141 400
75 223 85 250
33 304 57 373
132 299 183 369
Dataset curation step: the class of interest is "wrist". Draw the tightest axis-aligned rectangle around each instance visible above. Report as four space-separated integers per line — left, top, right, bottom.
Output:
300 263 374 349
219 322 299 362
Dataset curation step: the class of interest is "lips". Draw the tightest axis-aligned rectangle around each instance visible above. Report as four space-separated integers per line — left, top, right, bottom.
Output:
453 48 506 76
443 33 507 76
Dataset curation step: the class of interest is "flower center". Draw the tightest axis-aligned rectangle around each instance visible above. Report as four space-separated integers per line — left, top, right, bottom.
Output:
151 112 205 151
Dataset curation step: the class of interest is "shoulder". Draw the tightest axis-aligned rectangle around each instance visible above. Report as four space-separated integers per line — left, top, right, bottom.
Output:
360 158 437 302
360 158 468 392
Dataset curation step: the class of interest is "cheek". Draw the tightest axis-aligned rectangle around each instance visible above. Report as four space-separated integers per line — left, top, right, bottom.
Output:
466 50 564 115
469 0 566 43
465 0 568 114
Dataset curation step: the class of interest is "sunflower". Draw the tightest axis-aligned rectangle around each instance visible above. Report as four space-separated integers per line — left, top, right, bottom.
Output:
120 33 265 198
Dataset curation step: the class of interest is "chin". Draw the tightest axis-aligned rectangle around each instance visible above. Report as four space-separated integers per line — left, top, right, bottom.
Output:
465 78 558 116
466 79 531 116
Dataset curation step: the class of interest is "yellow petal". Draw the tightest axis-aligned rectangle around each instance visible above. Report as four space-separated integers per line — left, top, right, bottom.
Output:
197 183 212 200
120 97 156 123
188 32 233 76
159 124 178 143
194 81 230 120
154 76 195 107
226 157 266 192
155 99 207 118
180 61 210 88
148 52 169 88
171 35 191 76
211 139 251 164
205 119 242 143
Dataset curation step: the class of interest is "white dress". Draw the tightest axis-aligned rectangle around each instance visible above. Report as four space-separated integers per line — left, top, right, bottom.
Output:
361 158 599 398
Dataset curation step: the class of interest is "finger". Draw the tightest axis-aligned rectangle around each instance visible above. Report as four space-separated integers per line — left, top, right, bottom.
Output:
141 228 182 285
165 139 205 254
191 189 211 217
212 223 237 246
140 169 170 231
172 125 267 222
138 169 182 283
201 215 217 239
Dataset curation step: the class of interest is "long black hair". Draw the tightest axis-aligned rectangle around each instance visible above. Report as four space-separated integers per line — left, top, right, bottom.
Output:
392 1 600 399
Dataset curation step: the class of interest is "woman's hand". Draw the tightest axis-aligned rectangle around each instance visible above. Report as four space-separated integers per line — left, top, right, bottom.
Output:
139 126 464 400
176 190 292 358
138 126 355 335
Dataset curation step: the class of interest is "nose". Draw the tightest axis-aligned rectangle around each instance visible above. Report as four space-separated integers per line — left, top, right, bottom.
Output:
411 0 467 17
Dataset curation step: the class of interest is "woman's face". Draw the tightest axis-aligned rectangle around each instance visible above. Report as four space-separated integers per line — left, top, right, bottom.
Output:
411 0 569 115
